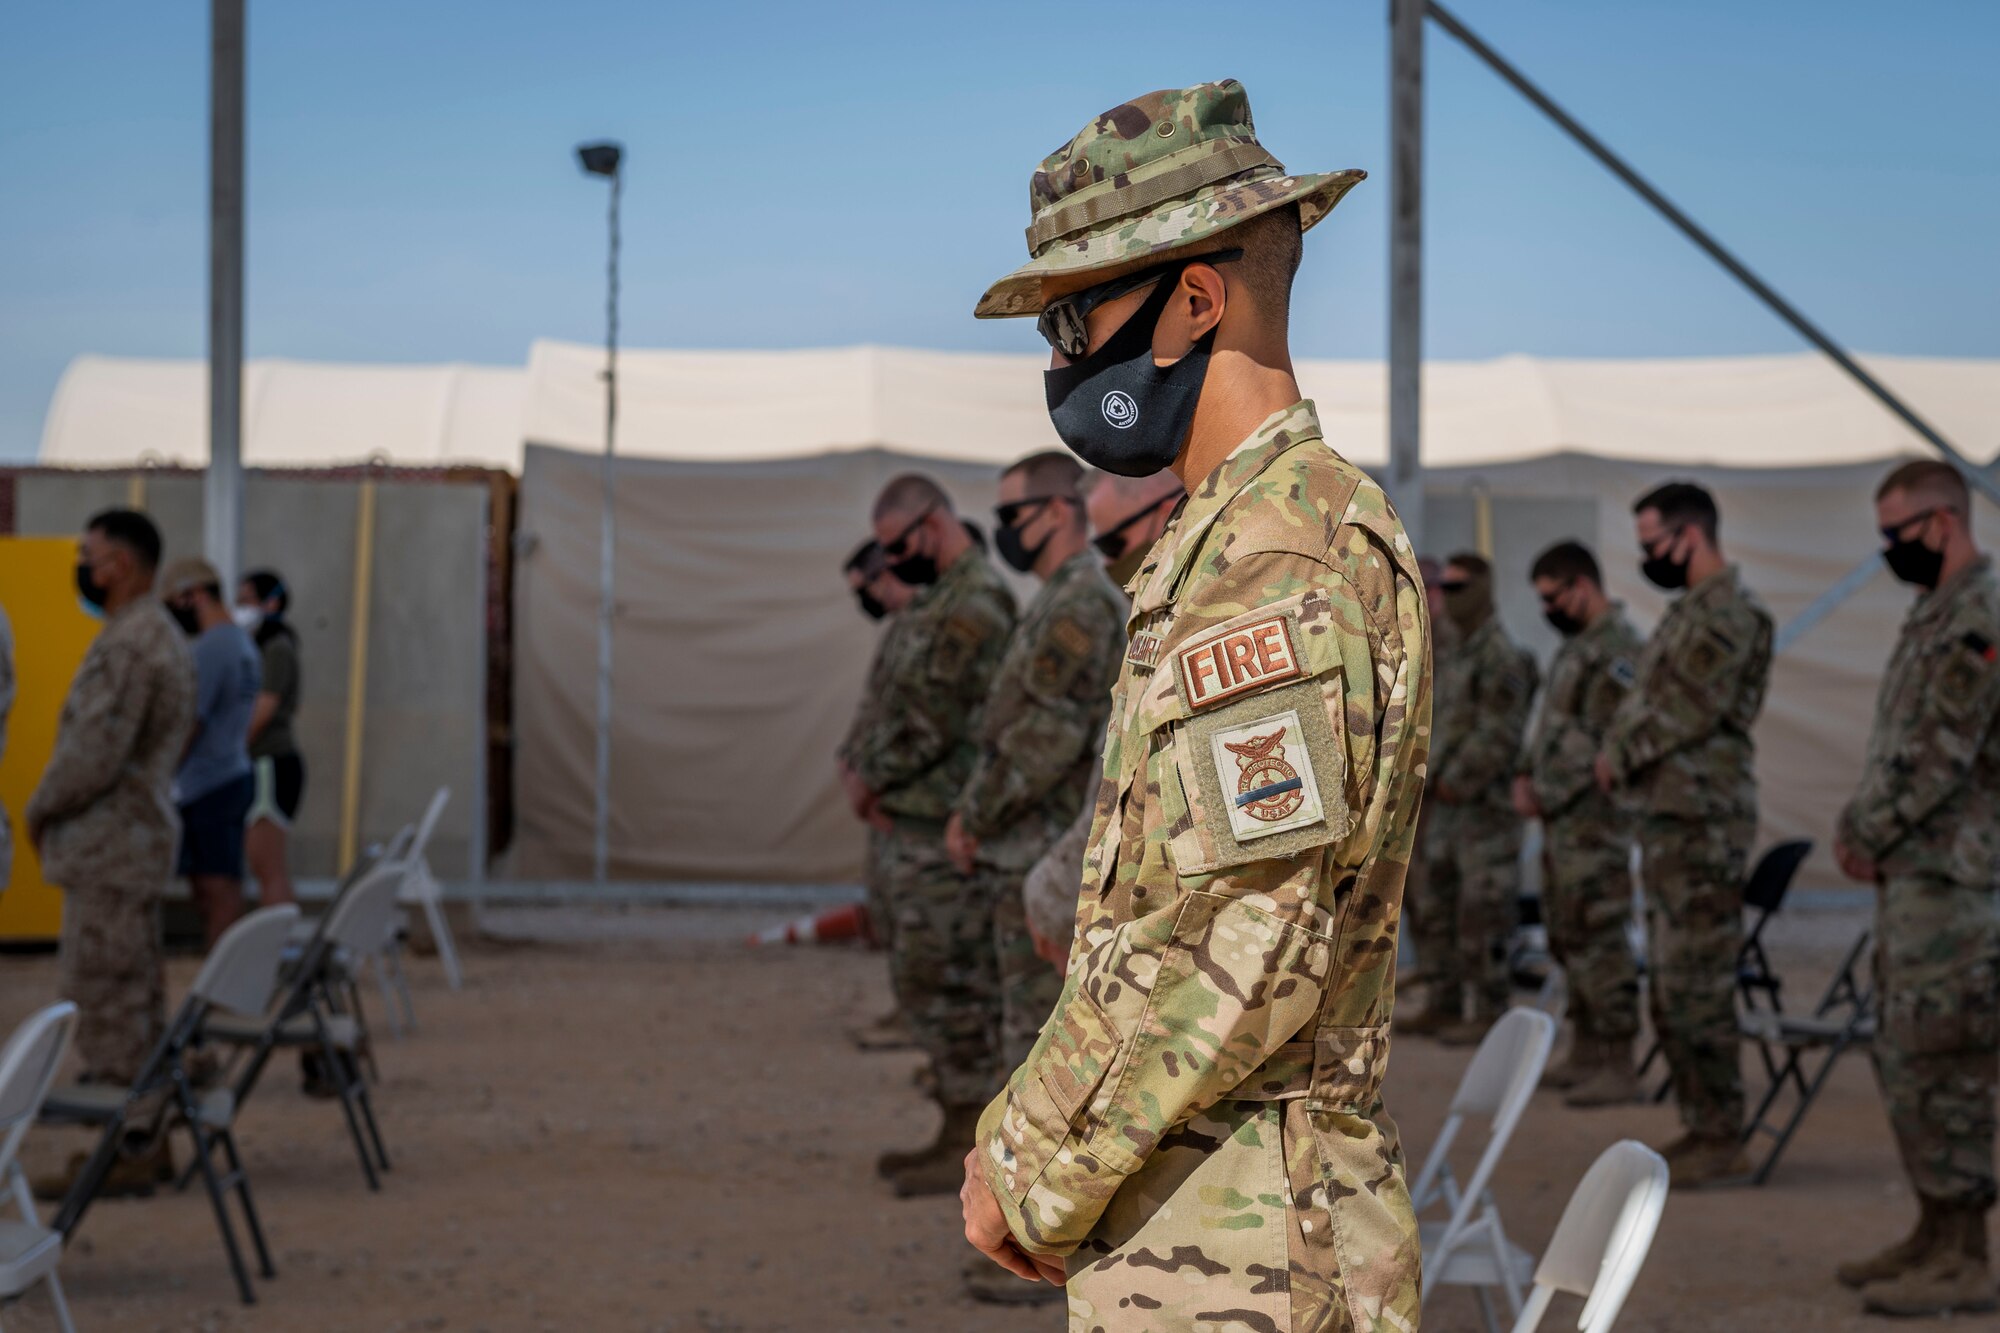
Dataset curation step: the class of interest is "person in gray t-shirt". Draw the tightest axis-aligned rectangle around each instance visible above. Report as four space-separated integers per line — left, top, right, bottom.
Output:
163 558 261 945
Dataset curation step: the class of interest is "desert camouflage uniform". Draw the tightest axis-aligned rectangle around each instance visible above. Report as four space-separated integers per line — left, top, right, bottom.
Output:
1838 556 2000 1210
1601 565 1773 1139
850 549 1015 1107
957 551 1125 1073
978 402 1429 1331
1422 615 1537 1020
1520 605 1643 1043
26 596 195 1084
840 609 922 949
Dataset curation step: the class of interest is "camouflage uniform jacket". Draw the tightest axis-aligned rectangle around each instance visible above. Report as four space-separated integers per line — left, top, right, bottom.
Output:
1519 605 1643 820
849 549 1016 823
956 551 1125 870
978 401 1430 1326
26 596 195 890
1600 565 1773 820
1431 614 1537 813
1838 556 2000 886
837 608 918 769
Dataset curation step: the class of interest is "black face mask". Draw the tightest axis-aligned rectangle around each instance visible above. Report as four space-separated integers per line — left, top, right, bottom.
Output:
994 522 1045 574
854 588 887 621
1043 266 1216 479
1882 536 1944 590
1543 607 1583 637
169 602 201 636
75 561 108 609
1639 530 1690 591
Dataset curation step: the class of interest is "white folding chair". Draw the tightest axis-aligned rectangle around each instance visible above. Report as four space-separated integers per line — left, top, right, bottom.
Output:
1415 1007 1557 1332
1511 1141 1669 1333
390 787 460 1001
0 1002 79 1333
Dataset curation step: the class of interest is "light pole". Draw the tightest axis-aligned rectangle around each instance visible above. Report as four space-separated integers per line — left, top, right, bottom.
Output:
576 140 622 885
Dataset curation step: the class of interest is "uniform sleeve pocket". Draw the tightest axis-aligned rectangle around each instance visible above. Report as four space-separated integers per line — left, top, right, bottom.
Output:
1889 961 1999 1056
1001 991 1123 1204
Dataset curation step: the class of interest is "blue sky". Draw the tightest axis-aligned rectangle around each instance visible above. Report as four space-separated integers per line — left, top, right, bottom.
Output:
2 1 1995 458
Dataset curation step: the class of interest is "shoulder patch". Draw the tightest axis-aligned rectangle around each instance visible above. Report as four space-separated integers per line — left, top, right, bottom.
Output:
1028 614 1096 698
1682 627 1737 683
1608 657 1637 688
1962 630 1997 663
1175 613 1303 711
1175 678 1353 872
929 614 984 682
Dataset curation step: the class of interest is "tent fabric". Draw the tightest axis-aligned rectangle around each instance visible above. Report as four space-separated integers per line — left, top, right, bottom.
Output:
39 355 528 471
42 343 2000 474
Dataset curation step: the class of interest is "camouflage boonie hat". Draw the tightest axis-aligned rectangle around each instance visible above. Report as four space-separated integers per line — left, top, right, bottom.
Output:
976 78 1364 319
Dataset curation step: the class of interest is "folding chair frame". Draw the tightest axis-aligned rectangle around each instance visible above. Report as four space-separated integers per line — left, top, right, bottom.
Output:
1740 927 1876 1186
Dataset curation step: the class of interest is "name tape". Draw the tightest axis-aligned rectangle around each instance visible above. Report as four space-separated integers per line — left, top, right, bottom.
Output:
1177 614 1302 711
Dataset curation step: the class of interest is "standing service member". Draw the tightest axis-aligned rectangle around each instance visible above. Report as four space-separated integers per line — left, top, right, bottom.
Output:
1597 480 1773 1187
1834 459 2000 1317
853 478 1017 1196
237 569 304 907
1516 540 1642 1106
27 510 194 1191
958 80 1429 1330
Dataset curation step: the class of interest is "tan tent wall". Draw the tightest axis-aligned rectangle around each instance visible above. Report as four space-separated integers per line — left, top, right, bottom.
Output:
5 467 494 880
511 439 1976 891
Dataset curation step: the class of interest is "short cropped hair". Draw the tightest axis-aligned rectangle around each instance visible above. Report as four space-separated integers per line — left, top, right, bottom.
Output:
1218 204 1302 321
86 507 162 571
873 473 953 522
1633 481 1719 542
1530 540 1602 587
1875 458 1969 511
1003 450 1086 499
1444 551 1491 580
243 568 290 614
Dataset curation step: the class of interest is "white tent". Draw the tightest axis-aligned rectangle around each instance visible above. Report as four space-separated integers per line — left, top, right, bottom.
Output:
44 342 2000 473
36 345 2000 888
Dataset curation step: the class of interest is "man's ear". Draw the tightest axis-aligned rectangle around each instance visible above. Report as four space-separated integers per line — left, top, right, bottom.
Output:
1156 263 1227 358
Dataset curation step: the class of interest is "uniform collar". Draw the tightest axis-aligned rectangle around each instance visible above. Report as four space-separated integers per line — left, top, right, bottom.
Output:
1680 562 1740 610
1912 553 1993 625
1579 601 1627 644
1129 400 1325 617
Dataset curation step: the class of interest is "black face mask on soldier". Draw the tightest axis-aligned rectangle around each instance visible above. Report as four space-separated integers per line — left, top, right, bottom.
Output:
1043 257 1227 479
854 588 887 621
75 560 108 610
170 601 201 636
1881 509 1948 590
1640 529 1690 591
882 508 940 586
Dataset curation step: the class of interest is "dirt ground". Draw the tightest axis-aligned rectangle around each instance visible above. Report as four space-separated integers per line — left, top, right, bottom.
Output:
0 899 1966 1332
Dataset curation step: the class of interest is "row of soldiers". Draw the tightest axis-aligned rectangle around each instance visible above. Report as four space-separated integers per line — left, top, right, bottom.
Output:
832 455 1178 1306
1408 463 2000 1317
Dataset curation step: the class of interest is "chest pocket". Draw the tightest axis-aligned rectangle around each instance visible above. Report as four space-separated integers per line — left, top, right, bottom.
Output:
1136 595 1356 876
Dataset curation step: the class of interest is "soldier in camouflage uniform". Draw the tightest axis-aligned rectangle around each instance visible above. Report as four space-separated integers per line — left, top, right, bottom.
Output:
1514 541 1642 1106
1598 480 1773 1187
946 453 1125 1080
1833 460 2000 1317
851 476 1017 1197
958 80 1428 1330
1406 553 1537 1045
945 452 1126 1305
836 540 918 1049
26 510 194 1193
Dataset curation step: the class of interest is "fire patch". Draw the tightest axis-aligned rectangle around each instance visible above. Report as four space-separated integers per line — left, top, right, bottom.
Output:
1175 613 1302 711
1207 708 1325 843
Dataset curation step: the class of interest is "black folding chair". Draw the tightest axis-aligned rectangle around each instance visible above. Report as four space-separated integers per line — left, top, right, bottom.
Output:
42 905 300 1305
1739 926 1877 1185
1638 838 1813 1102
200 863 402 1192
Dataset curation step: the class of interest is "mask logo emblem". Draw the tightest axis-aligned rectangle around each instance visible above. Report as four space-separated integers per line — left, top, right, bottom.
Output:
1100 390 1138 430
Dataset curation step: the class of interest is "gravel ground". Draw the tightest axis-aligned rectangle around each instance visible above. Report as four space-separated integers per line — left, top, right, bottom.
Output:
0 896 1960 1332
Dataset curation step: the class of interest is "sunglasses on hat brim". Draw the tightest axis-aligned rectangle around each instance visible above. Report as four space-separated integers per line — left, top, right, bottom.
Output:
1035 248 1243 359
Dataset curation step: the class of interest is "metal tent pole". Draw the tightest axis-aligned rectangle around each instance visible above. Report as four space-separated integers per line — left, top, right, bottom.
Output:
1388 0 1427 551
592 165 622 885
206 0 246 584
1423 0 1999 508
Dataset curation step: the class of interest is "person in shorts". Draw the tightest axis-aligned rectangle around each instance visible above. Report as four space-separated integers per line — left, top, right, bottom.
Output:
237 569 304 905
162 558 260 946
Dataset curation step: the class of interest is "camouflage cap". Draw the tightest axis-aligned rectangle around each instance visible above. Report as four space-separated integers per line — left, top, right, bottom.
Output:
160 556 223 598
976 79 1364 319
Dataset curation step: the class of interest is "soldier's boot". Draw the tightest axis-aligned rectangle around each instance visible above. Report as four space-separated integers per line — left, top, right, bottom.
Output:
889 1103 985 1198
1542 1035 1603 1090
1862 1202 1998 1317
876 1093 952 1178
1838 1198 1940 1289
962 1252 1066 1306
1662 1132 1750 1188
31 1139 176 1202
1564 1040 1640 1108
850 1008 917 1052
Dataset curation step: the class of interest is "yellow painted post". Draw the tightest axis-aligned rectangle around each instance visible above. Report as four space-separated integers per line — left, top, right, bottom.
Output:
1473 486 1495 561
125 473 146 511
336 478 377 875
0 539 101 941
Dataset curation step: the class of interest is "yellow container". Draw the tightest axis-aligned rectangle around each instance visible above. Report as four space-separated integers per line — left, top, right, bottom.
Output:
0 538 100 942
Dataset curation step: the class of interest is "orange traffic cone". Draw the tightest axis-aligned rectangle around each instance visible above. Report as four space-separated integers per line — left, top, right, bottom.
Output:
747 902 871 946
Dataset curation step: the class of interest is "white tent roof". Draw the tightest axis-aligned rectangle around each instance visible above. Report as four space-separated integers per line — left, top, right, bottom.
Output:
39 341 2000 473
